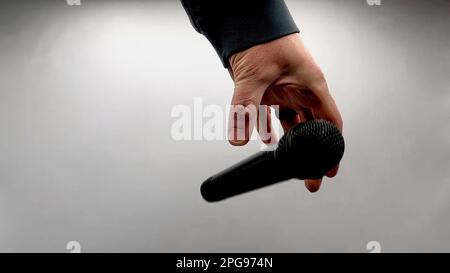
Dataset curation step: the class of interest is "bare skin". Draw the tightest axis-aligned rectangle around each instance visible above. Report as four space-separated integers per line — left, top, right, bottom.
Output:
227 33 343 193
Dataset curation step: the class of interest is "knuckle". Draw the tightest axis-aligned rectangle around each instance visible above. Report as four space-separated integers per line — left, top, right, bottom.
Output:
310 69 327 86
331 113 344 131
235 62 268 83
230 96 258 111
231 51 281 85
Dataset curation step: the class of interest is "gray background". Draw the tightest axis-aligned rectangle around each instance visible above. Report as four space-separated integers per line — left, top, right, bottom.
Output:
0 0 449 252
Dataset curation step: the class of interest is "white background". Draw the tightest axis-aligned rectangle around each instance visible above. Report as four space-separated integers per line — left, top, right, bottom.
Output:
0 0 449 252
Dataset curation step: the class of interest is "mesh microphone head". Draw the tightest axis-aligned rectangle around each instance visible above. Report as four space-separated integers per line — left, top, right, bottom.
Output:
275 120 345 180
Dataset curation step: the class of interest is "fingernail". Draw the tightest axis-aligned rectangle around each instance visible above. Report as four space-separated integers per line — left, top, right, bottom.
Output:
228 127 248 146
305 180 321 193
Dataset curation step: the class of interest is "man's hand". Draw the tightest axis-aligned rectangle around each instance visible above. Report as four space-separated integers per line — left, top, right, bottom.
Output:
227 33 343 193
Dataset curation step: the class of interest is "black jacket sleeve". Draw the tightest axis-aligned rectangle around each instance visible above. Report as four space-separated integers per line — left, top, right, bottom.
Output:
181 0 299 68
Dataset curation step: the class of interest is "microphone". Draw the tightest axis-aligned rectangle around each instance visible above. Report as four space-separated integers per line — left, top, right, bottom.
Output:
200 120 345 202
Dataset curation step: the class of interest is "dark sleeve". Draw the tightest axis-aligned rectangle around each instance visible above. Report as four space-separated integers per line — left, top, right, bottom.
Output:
181 0 299 68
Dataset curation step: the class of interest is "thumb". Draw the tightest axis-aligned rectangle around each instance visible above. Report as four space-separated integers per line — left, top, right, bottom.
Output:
228 81 267 146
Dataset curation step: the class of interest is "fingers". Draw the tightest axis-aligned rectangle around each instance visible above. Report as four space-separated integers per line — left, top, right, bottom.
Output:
326 165 339 178
301 78 343 180
277 108 301 132
228 81 267 146
277 107 326 192
311 91 343 179
305 179 322 193
257 106 278 145
277 105 340 192
298 106 314 122
308 81 343 132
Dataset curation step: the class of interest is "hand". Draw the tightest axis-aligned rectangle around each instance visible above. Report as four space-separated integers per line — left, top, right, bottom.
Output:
227 33 343 193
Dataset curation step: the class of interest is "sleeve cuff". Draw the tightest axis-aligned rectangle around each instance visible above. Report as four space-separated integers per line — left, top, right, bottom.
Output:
182 0 300 67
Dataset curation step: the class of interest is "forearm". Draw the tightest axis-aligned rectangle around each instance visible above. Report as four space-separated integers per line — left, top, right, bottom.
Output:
181 0 299 67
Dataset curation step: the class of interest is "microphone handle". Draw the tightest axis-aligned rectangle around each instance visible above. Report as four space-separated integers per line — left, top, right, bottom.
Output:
201 151 293 202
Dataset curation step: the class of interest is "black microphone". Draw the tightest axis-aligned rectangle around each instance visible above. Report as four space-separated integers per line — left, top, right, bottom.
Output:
200 120 345 202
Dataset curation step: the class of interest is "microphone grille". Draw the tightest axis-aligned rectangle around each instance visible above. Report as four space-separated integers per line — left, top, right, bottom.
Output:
275 120 345 179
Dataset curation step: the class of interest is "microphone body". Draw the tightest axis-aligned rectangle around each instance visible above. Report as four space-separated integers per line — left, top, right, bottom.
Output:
201 120 345 202
201 151 291 202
